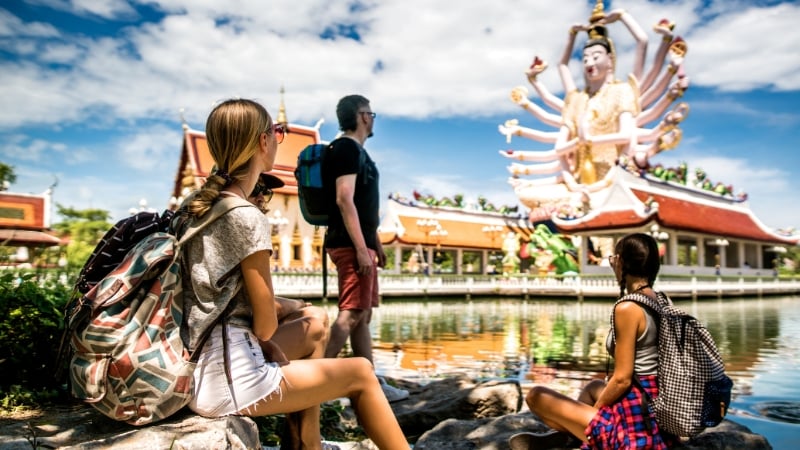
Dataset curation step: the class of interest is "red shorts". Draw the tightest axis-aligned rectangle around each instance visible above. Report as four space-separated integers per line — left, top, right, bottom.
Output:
327 247 379 310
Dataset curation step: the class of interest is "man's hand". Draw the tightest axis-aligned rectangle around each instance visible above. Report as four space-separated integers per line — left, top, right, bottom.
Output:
356 247 373 275
259 339 289 366
276 296 311 321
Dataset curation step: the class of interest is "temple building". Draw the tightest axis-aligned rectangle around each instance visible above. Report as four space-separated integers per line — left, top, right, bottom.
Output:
0 187 63 266
172 93 797 277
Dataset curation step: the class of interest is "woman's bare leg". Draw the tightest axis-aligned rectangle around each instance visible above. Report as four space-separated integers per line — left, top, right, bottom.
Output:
526 385 597 443
241 357 408 450
273 314 328 360
576 379 606 406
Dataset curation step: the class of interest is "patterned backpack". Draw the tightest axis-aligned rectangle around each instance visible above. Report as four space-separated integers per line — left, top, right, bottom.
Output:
63 197 251 425
613 292 734 437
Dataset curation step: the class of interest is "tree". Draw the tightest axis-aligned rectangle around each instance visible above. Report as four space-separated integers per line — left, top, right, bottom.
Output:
52 204 112 269
786 245 800 275
0 162 16 190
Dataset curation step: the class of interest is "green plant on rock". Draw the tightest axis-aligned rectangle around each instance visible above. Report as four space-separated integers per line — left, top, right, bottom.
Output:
252 401 366 447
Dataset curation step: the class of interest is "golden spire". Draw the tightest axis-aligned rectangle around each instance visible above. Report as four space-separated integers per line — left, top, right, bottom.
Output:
276 85 288 127
590 0 606 23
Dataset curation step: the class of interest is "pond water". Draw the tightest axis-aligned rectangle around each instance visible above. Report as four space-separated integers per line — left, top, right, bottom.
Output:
324 295 800 448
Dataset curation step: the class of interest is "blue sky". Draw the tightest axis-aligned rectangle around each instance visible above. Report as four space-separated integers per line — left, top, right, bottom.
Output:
1 0 799 233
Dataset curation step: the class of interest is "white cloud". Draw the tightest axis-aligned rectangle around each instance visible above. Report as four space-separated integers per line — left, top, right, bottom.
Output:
1 0 797 127
0 9 60 37
117 124 182 171
27 0 137 19
2 0 799 230
2 134 68 162
686 2 800 91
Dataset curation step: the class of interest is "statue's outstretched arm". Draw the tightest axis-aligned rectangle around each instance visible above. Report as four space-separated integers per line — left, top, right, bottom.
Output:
640 20 676 92
562 167 616 194
501 126 577 170
558 24 585 94
498 119 560 144
510 86 562 128
604 9 648 81
525 57 564 112
500 140 577 163
579 111 637 147
508 175 564 188
630 126 683 168
641 41 686 108
507 160 563 176
634 126 662 143
527 76 564 112
637 73 689 126
641 62 681 108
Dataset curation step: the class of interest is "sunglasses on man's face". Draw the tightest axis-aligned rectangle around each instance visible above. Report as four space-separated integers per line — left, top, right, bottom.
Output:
250 183 274 203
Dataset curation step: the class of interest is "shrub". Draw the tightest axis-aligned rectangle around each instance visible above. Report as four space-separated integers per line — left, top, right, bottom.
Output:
0 272 72 407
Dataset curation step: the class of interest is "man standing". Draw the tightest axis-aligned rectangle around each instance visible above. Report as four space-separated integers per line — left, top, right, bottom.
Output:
323 94 408 402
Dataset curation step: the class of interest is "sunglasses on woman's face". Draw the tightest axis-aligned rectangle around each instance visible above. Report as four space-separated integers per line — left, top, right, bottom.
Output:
267 123 286 144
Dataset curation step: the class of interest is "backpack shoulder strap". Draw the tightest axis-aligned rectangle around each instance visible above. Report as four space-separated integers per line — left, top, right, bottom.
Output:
178 196 254 245
610 291 665 344
329 137 367 170
616 291 665 314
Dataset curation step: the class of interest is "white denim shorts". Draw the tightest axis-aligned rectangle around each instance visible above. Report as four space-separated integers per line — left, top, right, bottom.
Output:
189 324 284 417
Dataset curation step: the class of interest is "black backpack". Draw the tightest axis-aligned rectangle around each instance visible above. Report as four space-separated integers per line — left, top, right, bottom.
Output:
73 209 175 295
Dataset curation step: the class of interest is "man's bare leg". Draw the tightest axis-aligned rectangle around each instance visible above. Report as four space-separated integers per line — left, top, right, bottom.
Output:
349 308 373 363
325 309 366 358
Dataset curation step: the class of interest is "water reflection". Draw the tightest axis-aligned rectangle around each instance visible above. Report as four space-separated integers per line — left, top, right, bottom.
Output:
346 295 800 447
373 299 624 380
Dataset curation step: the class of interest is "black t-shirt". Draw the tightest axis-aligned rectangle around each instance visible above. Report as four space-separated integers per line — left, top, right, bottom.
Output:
322 137 380 250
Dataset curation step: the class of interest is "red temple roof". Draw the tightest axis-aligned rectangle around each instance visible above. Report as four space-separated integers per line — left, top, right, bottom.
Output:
552 171 798 245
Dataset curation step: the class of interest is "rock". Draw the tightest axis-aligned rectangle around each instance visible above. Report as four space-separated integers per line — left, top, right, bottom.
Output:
0 406 260 450
414 411 773 450
0 380 773 450
680 420 773 450
388 375 522 441
414 413 547 450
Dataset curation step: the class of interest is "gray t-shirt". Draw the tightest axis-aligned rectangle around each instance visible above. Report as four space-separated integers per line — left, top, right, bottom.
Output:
180 205 272 352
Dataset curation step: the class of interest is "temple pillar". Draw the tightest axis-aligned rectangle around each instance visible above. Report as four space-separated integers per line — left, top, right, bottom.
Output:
394 243 403 274
696 236 705 269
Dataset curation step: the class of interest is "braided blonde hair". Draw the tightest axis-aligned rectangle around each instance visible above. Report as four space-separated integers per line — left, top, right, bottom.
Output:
187 99 272 217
